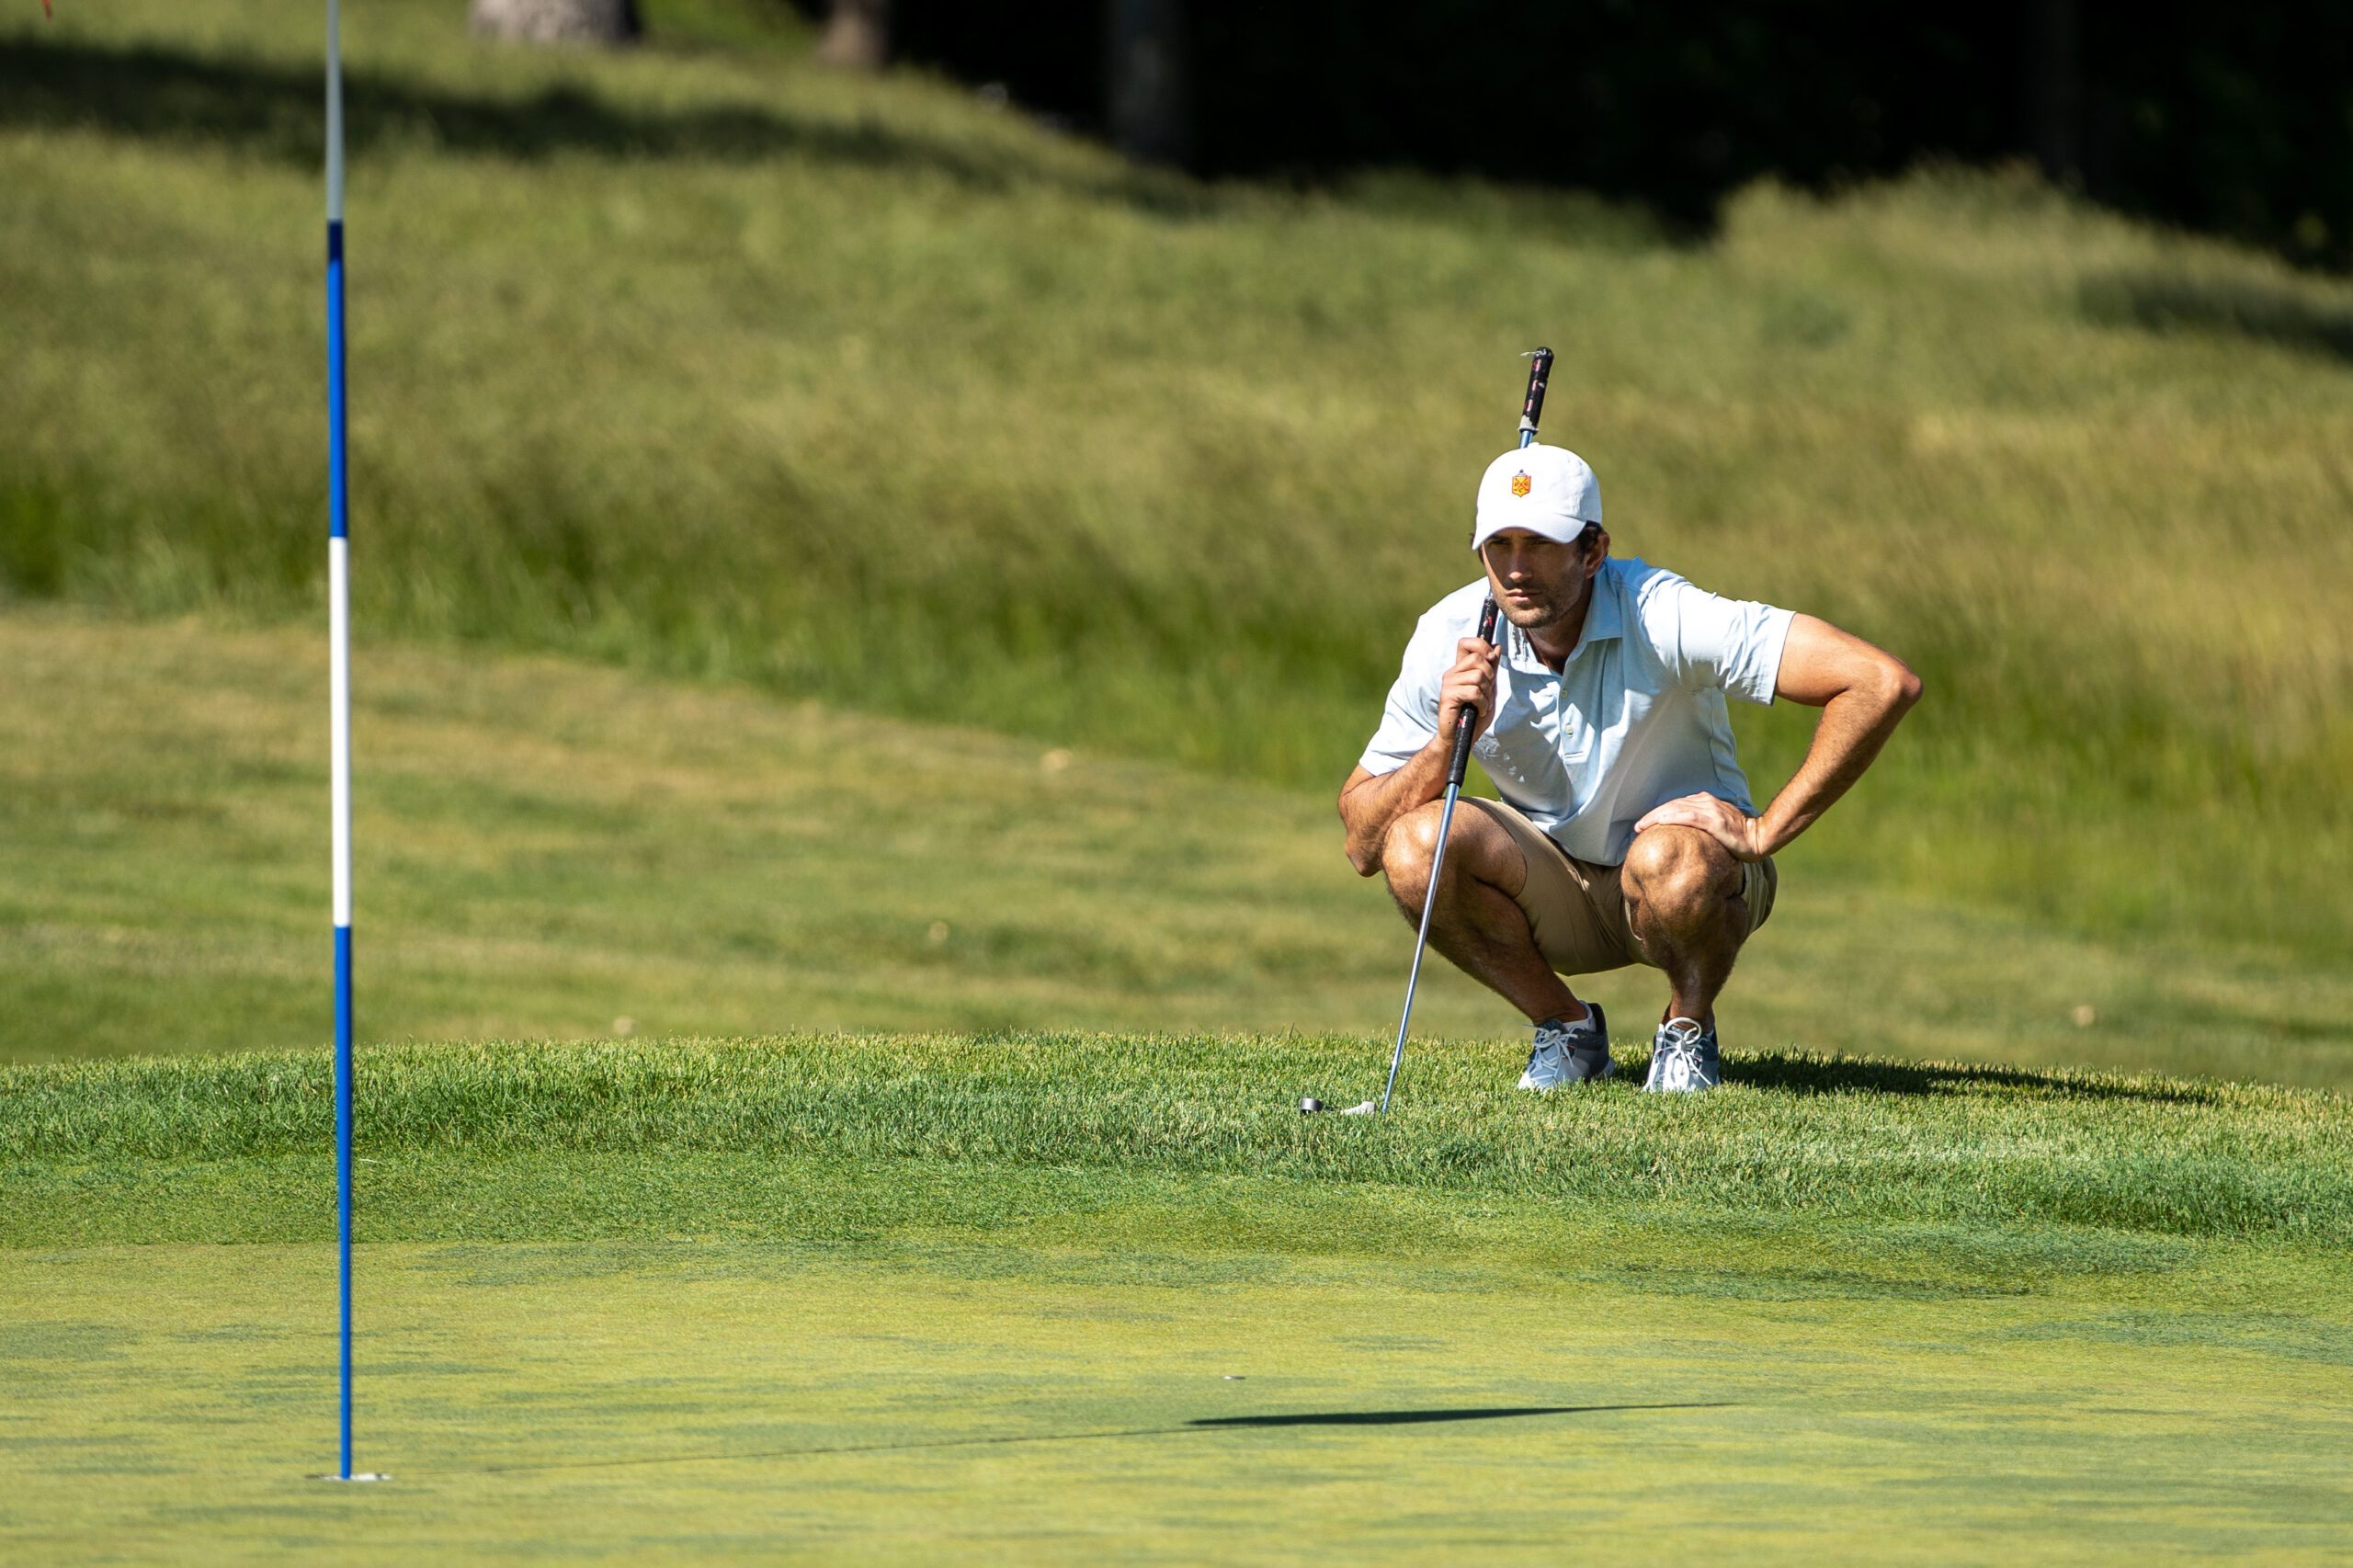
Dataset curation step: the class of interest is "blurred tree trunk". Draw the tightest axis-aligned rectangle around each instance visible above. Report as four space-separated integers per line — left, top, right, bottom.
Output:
1108 0 1188 165
816 0 892 70
469 0 641 45
2023 0 2080 187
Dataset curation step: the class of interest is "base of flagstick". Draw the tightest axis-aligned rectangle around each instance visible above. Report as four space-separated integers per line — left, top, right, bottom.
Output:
311 1472 392 1483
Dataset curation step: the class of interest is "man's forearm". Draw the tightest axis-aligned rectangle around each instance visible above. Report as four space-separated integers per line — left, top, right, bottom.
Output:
1340 742 1450 876
1343 631 1501 874
1756 670 1919 854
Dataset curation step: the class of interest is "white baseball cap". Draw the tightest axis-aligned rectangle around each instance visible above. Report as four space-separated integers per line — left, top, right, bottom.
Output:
1472 443 1602 551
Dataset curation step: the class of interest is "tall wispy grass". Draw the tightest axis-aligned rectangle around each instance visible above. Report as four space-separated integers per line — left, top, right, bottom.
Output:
3 0 2347 957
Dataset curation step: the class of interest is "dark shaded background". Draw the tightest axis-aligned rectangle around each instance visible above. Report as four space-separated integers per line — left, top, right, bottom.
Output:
873 0 2350 269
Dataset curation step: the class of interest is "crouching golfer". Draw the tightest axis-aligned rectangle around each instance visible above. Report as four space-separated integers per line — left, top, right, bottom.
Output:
1339 445 1921 1093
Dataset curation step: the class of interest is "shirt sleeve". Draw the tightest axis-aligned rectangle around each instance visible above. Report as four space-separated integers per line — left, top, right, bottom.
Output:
1646 574 1795 706
1357 618 1446 775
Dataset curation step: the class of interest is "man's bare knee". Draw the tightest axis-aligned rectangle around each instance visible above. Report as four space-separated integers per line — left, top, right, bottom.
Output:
1379 800 1449 907
1623 825 1741 926
1381 800 1519 912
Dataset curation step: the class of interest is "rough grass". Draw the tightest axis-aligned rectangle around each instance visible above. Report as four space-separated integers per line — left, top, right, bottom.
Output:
9 612 2349 1087
3 0 2349 961
9 1033 2350 1244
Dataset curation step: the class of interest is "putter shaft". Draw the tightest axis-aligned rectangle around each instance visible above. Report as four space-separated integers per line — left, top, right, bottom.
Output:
1381 595 1501 1113
1379 776 1466 1112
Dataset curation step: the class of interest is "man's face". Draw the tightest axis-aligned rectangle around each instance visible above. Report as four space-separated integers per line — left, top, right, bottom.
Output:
1479 528 1605 631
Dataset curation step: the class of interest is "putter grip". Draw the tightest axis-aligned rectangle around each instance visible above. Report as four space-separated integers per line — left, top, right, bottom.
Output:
1446 598 1502 790
1519 347 1554 438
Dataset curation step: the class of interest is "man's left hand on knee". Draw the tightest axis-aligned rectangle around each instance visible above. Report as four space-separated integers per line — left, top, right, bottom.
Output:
1633 793 1770 862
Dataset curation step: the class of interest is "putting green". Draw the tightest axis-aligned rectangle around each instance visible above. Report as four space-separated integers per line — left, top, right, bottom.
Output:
12 1042 2350 1558
8 1185 2352 1562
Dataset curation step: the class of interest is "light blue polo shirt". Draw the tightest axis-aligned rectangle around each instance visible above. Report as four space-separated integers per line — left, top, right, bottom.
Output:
1358 557 1794 867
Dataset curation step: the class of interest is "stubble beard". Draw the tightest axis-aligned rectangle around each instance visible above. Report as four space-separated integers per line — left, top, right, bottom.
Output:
1496 574 1588 634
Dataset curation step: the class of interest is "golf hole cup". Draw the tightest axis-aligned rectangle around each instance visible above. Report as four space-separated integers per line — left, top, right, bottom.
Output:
1300 1096 1325 1114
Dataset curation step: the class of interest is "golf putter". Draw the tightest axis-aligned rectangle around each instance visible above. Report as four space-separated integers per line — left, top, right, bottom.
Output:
1374 596 1497 1114
1374 347 1553 1114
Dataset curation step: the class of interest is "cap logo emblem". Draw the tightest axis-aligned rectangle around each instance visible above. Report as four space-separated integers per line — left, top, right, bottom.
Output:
1509 472 1532 497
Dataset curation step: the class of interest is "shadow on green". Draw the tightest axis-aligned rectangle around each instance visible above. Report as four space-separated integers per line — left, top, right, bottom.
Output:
467 1402 1728 1475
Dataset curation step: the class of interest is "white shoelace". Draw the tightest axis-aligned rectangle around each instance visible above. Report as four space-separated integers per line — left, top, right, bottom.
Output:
1653 1018 1710 1088
1529 1017 1595 1068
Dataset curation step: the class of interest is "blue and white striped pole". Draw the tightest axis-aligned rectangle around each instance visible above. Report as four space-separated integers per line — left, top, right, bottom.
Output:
322 0 382 1486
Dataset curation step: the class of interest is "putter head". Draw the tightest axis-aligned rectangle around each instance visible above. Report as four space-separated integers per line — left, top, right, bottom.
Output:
1339 1100 1377 1116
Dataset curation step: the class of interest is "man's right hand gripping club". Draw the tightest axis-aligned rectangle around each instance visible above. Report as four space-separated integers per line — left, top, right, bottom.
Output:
1440 632 1502 755
1340 631 1498 879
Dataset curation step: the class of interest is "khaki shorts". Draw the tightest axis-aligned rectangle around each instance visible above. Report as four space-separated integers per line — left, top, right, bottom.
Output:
1462 797 1778 978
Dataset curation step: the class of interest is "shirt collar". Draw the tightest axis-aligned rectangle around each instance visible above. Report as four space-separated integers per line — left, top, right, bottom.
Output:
1505 569 1621 671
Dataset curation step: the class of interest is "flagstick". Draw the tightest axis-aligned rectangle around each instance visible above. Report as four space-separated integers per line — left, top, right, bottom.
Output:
319 0 382 1484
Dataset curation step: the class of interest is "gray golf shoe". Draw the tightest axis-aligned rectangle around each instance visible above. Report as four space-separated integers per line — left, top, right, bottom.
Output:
1642 1017 1722 1093
1518 1005 1611 1090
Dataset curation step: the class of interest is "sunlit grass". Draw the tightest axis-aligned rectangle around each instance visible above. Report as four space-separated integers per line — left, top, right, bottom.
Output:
2 0 2348 964
11 1028 2353 1241
6 612 2347 1085
10 1224 2351 1562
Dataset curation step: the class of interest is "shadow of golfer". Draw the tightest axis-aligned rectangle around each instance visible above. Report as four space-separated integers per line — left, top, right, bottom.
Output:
464 1403 1731 1474
1190 1403 1700 1428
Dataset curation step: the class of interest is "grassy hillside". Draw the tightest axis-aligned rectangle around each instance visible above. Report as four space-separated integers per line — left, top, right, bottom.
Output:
4 0 2348 966
8 612 2349 1085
